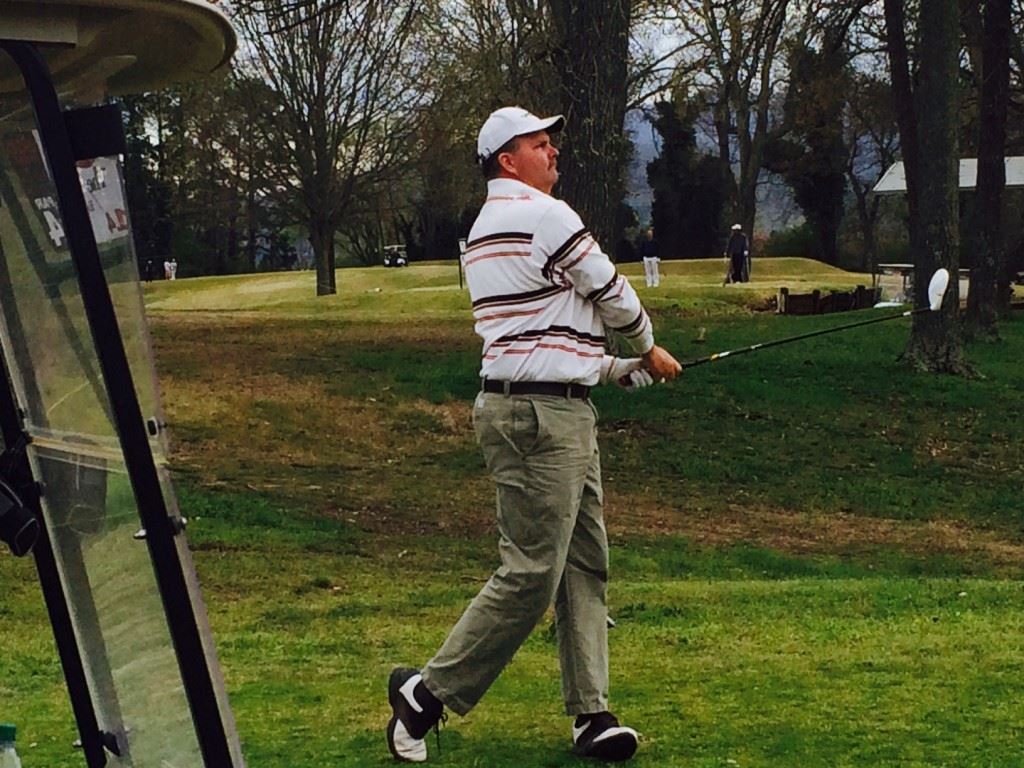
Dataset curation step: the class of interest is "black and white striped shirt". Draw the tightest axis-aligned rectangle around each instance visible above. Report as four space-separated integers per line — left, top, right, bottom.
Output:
464 178 654 385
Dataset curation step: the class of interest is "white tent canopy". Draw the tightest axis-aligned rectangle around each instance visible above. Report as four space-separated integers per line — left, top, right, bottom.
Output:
873 157 1024 194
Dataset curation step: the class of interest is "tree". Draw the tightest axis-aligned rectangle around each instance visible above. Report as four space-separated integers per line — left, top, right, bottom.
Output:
233 1 426 295
390 0 683 262
646 99 727 259
672 0 793 236
884 0 969 372
399 1 558 263
427 0 557 110
844 71 900 273
122 93 175 270
548 0 633 249
964 0 1012 338
768 2 872 266
174 75 250 276
766 37 849 265
122 77 273 277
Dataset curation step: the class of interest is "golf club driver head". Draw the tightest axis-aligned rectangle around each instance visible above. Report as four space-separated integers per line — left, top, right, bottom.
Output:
928 269 950 311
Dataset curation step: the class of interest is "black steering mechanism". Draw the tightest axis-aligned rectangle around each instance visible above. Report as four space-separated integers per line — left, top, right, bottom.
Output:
0 476 38 556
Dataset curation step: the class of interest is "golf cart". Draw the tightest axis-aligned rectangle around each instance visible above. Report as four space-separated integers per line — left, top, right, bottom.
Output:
0 2 244 767
383 244 408 267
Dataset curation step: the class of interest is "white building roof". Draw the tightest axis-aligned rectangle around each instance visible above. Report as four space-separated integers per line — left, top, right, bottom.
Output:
873 157 1024 194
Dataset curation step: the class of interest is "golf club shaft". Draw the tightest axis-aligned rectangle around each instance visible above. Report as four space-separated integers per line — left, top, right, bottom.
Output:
681 306 928 369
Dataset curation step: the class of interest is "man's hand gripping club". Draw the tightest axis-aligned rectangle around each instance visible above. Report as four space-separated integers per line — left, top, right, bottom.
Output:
643 345 682 382
599 345 682 390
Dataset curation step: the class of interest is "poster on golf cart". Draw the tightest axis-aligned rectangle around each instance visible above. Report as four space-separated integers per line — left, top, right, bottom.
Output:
15 131 130 251
77 156 131 246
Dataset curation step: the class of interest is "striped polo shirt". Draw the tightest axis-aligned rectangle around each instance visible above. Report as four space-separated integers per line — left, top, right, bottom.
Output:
464 177 655 385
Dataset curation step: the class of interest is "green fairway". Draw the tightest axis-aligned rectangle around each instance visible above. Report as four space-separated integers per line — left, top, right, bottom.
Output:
2 259 1023 767
141 257 863 318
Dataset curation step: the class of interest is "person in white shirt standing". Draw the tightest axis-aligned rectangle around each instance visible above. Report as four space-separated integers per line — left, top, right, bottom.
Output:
639 228 660 288
385 107 682 764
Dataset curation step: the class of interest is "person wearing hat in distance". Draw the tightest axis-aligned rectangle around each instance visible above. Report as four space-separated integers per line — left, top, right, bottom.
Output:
385 106 682 763
724 223 750 284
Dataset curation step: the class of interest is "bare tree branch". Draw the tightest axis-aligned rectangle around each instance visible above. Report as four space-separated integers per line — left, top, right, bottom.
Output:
231 0 428 295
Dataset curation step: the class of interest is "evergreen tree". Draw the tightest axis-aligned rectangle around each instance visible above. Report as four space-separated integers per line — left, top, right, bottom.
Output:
645 100 726 259
121 94 175 271
767 40 849 266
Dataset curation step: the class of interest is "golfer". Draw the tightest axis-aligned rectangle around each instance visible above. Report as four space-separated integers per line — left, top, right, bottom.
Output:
385 106 682 763
724 223 750 283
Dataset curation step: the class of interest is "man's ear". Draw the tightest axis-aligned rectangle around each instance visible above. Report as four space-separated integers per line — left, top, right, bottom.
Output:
497 151 517 176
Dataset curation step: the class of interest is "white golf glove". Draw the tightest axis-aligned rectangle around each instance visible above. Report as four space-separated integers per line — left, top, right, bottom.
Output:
599 356 655 391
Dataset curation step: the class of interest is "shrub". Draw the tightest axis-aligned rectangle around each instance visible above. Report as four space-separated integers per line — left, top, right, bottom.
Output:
762 222 815 257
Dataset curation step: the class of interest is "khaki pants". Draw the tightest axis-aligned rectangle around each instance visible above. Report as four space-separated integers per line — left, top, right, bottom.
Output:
422 392 609 716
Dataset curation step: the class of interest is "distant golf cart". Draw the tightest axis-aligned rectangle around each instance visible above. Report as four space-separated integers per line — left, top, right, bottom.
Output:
382 244 408 267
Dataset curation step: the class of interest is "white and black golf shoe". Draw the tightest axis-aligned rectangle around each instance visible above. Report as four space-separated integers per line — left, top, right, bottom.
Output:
386 667 444 763
571 711 639 762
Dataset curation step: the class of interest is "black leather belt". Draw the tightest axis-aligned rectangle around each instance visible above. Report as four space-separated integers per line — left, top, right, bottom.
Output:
481 379 591 399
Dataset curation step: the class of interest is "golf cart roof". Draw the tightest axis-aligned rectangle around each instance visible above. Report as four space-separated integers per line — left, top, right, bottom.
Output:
0 0 235 96
873 157 1024 194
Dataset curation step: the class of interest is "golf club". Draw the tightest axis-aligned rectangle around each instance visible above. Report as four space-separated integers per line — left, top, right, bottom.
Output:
680 268 950 370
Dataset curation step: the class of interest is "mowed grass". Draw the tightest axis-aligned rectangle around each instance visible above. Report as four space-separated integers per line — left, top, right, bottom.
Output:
2 258 1023 767
3 501 1022 767
141 257 862 318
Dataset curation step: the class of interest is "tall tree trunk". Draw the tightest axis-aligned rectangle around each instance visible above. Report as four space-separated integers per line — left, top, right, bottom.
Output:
905 0 967 371
884 0 920 226
851 186 880 273
739 1 788 239
966 0 1011 336
246 121 258 271
228 214 239 270
548 0 631 251
819 213 840 266
311 218 337 296
885 0 968 373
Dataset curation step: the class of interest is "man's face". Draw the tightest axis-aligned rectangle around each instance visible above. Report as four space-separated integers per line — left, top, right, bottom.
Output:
498 130 559 194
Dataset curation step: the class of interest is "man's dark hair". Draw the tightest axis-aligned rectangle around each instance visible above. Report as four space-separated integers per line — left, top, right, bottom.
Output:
481 136 520 180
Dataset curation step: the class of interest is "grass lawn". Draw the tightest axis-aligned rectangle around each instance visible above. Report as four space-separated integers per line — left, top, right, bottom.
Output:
2 258 1023 767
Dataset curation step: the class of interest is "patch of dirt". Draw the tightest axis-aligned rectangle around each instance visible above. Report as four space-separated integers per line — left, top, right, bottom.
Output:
605 493 1024 571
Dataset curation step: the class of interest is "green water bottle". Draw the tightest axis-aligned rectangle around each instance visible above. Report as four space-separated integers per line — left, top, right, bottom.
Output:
0 724 22 768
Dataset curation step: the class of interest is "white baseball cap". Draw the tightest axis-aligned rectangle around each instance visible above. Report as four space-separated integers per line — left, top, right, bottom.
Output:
731 223 742 230
477 107 565 163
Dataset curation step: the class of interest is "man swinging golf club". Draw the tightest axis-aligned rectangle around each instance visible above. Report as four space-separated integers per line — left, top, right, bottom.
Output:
385 107 682 763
